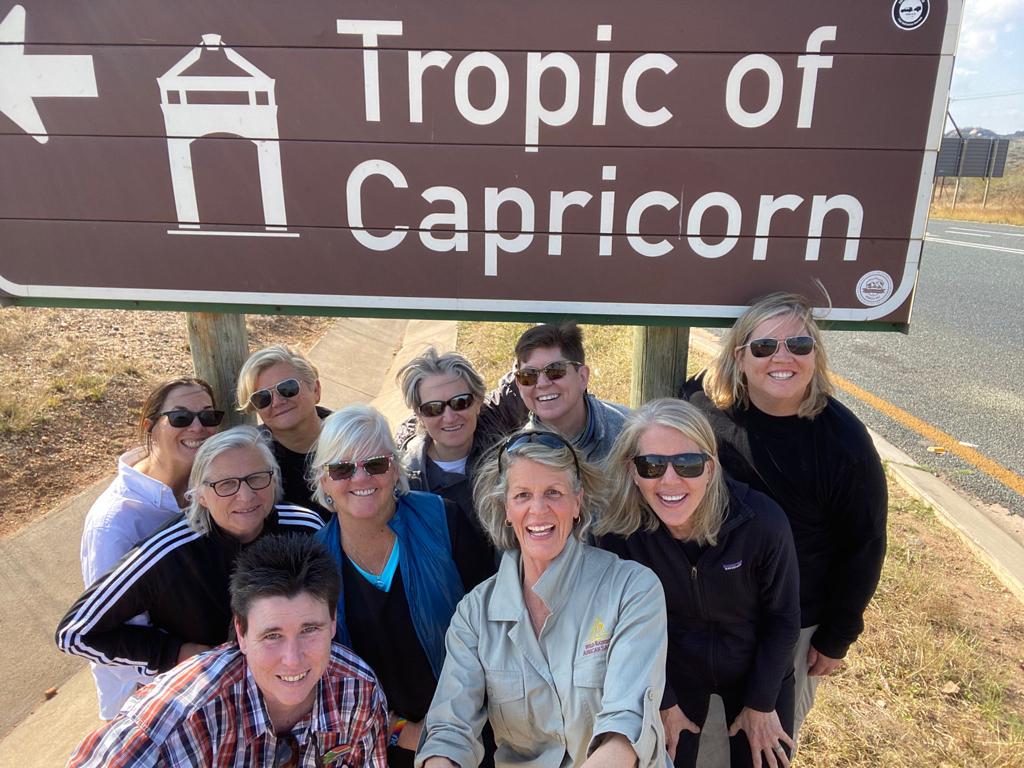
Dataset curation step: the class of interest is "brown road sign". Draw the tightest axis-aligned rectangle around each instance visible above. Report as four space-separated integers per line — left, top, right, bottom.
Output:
0 1 962 326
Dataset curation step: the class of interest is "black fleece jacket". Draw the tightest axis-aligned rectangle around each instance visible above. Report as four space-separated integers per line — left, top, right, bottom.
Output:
680 374 888 659
600 478 801 713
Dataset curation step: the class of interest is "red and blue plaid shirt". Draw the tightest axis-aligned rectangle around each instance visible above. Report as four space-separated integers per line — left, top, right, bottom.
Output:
67 642 388 767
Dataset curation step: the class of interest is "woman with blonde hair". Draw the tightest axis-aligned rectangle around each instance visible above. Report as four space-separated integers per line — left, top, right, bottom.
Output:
680 292 887 746
418 429 672 768
598 399 800 768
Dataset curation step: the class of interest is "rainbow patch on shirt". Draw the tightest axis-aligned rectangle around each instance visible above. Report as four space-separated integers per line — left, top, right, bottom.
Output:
321 744 352 765
583 617 610 656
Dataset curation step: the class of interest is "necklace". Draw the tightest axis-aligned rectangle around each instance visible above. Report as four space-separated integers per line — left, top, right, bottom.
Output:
344 534 396 585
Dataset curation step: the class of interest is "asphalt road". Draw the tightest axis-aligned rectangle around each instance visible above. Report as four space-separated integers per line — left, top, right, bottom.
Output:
822 218 1024 516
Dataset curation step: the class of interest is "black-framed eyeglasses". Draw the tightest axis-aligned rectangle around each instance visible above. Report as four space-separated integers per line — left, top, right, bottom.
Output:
498 430 581 476
513 360 582 387
632 453 710 479
248 378 301 410
325 455 393 481
159 408 225 428
418 393 475 418
738 336 815 359
205 469 274 497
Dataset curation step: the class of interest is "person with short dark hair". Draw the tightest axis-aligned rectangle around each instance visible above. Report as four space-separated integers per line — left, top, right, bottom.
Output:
680 293 887 750
67 535 388 767
486 321 630 463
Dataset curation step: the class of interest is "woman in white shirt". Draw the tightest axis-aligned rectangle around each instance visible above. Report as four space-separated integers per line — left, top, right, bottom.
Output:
79 376 222 717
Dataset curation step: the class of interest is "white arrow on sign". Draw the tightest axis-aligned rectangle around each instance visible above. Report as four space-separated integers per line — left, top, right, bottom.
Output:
0 4 97 144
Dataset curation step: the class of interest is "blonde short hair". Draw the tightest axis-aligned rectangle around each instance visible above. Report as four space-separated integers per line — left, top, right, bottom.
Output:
307 405 410 509
703 293 833 419
236 345 319 413
595 399 727 546
396 347 486 411
473 430 605 551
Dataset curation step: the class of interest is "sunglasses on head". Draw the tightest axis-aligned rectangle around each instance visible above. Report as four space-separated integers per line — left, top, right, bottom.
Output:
632 453 710 479
205 469 274 497
248 378 301 410
325 455 393 481
498 430 581 476
418 393 475 418
739 336 815 358
160 408 225 428
513 360 582 387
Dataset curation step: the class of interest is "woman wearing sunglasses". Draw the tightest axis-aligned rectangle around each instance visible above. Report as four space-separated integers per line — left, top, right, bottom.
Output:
417 429 671 768
680 293 887 750
309 405 497 768
237 344 331 520
77 376 222 718
397 348 506 521
597 399 800 768
57 427 323 700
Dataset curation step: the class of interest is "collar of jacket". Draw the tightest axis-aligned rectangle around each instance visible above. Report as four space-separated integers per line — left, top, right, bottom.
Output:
488 534 585 621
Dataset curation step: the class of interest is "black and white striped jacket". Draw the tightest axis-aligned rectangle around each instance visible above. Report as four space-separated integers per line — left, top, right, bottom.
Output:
56 505 323 675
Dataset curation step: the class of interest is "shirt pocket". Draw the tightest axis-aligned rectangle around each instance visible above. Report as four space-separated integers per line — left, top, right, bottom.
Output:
484 668 529 746
572 654 608 722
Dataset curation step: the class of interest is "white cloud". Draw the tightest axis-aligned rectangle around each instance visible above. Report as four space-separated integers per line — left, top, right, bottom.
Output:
957 0 1024 60
954 66 979 75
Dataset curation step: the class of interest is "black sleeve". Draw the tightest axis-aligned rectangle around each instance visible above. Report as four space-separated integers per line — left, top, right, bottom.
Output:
812 449 888 659
444 498 498 592
55 545 184 674
481 370 530 435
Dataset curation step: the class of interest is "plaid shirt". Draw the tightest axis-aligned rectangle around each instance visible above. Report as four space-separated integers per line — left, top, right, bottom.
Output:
67 642 388 767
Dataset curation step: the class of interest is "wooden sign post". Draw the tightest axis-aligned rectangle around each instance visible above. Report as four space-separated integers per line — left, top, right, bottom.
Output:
630 326 690 408
185 312 253 426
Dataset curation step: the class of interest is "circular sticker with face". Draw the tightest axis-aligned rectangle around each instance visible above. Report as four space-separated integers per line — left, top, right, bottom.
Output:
892 0 929 30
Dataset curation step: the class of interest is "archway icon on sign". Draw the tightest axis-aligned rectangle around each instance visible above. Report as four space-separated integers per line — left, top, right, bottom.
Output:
157 34 298 238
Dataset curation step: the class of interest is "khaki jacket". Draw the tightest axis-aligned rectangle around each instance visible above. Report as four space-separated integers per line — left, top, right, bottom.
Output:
417 536 671 768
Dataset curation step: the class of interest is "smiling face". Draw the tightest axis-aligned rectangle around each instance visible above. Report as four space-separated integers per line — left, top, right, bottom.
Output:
235 591 333 731
417 373 482 462
516 346 590 436
320 451 397 525
252 362 321 435
737 314 816 417
505 458 581 580
195 446 276 543
145 384 219 476
632 424 712 540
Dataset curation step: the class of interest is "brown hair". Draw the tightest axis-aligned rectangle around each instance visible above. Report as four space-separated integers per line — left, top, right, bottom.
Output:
514 321 586 366
139 377 216 444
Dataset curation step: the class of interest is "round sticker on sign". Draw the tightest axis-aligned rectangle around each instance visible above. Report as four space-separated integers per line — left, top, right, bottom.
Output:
856 271 894 306
892 0 929 30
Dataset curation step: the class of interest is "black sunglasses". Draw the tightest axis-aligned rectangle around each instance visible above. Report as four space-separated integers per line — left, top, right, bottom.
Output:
513 360 582 387
498 430 581 476
248 378 301 410
739 336 815 358
160 408 225 428
418 393 475 418
325 455 393 481
205 469 274 497
632 453 710 479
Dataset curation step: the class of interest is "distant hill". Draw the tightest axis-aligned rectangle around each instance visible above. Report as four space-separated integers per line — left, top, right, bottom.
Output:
944 127 1024 140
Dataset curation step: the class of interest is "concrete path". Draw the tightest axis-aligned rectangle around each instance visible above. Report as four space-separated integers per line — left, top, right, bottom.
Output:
0 317 456 765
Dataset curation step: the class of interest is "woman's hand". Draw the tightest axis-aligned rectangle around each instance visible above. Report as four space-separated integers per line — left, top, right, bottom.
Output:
581 733 639 768
176 642 212 664
660 705 700 760
728 707 794 768
396 719 423 751
807 645 843 676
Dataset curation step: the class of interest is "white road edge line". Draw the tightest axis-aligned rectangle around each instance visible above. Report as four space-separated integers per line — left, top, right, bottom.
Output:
924 236 1024 256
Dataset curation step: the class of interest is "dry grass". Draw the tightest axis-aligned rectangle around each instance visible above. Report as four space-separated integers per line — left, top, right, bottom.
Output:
0 308 332 536
458 322 1024 767
930 139 1024 226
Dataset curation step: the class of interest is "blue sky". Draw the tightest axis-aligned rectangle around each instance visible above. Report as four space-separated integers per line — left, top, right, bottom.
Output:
948 0 1024 134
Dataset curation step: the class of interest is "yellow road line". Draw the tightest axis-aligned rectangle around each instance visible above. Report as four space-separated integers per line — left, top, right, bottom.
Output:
829 372 1024 497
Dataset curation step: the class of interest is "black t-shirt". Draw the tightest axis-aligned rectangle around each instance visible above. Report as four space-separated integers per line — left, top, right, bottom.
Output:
266 407 332 522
